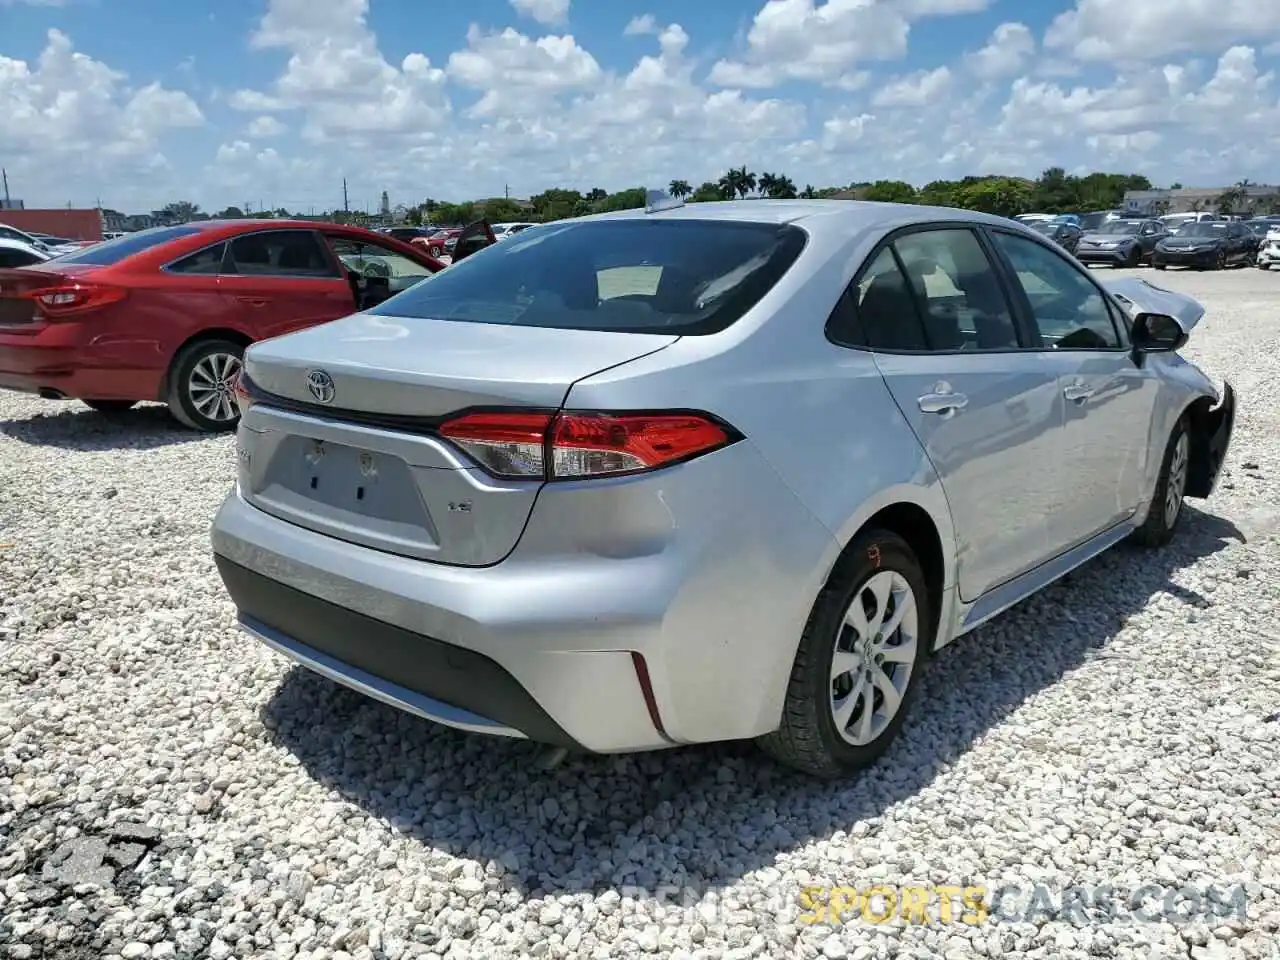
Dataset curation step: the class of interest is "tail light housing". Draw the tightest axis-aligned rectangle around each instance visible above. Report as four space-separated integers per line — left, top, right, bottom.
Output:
232 370 254 415
25 281 127 318
439 410 740 481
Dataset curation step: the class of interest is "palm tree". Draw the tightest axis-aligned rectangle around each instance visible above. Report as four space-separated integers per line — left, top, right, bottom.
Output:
718 167 756 200
769 174 797 199
800 184 818 199
668 179 692 199
757 173 778 198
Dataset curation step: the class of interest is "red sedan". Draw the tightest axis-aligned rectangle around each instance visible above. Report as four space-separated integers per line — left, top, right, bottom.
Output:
0 219 492 431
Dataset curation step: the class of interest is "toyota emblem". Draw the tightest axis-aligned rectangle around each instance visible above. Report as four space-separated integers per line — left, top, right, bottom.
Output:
305 369 335 404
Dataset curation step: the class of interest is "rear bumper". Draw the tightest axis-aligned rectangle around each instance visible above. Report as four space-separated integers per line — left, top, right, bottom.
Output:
216 556 579 747
0 327 161 400
210 438 835 753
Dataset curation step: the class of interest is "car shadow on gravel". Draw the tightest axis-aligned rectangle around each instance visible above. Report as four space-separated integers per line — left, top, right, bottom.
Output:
260 505 1245 900
0 404 212 451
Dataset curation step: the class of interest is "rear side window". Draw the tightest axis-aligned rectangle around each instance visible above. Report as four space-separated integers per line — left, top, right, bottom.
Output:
168 242 226 274
226 231 337 278
834 248 928 350
368 219 808 335
54 226 205 265
0 247 45 268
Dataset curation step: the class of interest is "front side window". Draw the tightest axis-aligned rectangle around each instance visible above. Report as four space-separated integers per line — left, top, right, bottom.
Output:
890 228 1021 350
328 237 438 292
368 219 807 336
991 231 1122 350
226 230 337 278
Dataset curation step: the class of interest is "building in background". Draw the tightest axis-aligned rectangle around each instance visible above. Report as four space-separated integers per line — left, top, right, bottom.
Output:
1124 185 1280 216
0 208 103 240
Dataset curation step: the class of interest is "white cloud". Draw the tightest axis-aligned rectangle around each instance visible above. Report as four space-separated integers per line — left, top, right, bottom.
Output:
708 0 989 89
228 0 450 144
872 65 952 106
10 0 1280 211
1045 0 1280 61
624 14 658 36
0 29 202 206
965 22 1035 79
509 0 570 26
247 115 285 138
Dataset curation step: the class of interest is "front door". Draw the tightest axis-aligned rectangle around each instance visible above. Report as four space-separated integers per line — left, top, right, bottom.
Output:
851 226 1067 602
217 229 354 340
987 228 1161 549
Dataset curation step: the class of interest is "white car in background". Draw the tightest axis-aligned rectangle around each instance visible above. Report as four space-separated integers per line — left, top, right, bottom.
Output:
1257 227 1280 269
0 236 52 268
0 224 80 257
491 222 538 240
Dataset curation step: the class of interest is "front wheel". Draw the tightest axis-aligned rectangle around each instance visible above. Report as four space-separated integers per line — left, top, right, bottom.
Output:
1214 249 1227 270
1154 262 1167 270
758 529 933 779
1126 245 1142 268
165 339 246 432
1130 417 1190 548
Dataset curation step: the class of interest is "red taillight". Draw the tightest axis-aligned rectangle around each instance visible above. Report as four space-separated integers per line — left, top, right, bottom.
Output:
232 371 253 415
26 281 127 318
438 410 736 481
439 411 553 479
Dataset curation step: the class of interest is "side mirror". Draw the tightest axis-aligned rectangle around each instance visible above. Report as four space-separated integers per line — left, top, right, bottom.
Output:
1132 312 1188 353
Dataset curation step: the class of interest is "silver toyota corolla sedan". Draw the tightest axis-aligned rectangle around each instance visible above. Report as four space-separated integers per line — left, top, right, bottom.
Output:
211 199 1236 779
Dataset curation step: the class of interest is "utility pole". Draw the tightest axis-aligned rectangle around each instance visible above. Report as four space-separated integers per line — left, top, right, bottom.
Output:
1 168 9 207
505 183 510 199
343 178 349 213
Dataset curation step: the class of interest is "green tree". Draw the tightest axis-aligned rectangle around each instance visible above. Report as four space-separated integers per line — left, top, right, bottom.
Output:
690 181 723 202
668 179 692 199
799 184 819 199
215 206 245 219
718 167 756 199
918 180 960 208
161 201 200 223
954 177 1033 217
862 180 918 204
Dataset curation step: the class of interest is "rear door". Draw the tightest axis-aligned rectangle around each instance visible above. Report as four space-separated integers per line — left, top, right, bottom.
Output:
320 232 442 310
840 224 1067 602
987 227 1160 549
217 229 354 340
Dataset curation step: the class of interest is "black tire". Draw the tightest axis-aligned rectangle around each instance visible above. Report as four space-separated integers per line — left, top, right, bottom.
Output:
1126 245 1141 268
758 529 934 779
83 399 137 415
1154 262 1167 270
1214 249 1227 270
1130 416 1190 549
1261 263 1271 271
165 338 246 432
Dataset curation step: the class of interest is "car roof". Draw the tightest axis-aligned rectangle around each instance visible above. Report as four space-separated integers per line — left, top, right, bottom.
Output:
566 198 1023 233
0 237 44 251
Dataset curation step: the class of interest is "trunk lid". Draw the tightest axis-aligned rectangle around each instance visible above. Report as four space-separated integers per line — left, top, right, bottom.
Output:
237 312 679 565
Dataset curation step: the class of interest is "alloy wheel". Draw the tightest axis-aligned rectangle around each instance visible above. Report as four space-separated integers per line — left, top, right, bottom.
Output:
1164 431 1189 528
829 571 919 746
187 352 243 424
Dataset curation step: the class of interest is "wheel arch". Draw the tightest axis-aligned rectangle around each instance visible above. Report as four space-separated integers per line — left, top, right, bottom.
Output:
823 485 956 654
156 328 254 402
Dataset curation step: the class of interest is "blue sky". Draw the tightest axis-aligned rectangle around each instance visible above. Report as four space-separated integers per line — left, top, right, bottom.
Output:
3 0 1280 213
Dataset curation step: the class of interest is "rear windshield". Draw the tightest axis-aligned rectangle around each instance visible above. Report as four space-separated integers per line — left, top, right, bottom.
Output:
54 225 204 265
368 218 808 335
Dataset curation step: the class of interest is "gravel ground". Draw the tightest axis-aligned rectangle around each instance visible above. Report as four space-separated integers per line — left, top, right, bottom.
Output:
2 267 1278 960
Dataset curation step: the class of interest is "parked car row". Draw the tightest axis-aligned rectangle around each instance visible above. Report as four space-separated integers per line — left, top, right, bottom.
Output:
1024 212 1279 272
0 217 496 430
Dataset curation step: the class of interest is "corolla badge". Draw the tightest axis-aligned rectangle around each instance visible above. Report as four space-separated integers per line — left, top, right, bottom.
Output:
305 369 335 404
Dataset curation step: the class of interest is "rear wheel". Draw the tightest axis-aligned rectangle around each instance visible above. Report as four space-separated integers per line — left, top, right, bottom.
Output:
83 399 136 415
1130 417 1190 548
758 529 932 779
1126 245 1141 268
165 339 245 432
1154 262 1167 270
1214 249 1227 270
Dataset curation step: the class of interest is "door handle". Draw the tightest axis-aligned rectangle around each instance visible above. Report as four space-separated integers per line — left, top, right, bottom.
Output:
917 392 968 414
236 296 269 307
1063 381 1095 403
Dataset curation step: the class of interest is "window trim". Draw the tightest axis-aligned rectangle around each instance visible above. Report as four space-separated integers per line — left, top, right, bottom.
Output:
983 225 1130 354
824 220 1037 355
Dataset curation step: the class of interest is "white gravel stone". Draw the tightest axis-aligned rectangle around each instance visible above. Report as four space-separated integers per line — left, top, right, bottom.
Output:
0 268 1277 959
